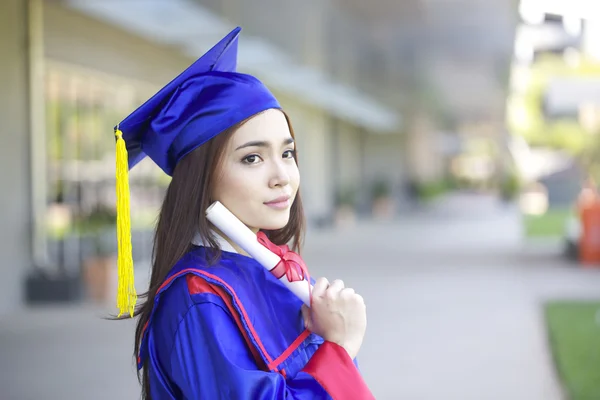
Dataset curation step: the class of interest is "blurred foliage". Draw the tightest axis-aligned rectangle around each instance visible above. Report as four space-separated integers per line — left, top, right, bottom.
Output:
545 301 600 400
69 205 118 257
370 179 391 200
335 185 358 207
579 134 600 184
499 167 522 201
75 205 116 234
46 206 158 239
416 179 453 202
507 54 600 156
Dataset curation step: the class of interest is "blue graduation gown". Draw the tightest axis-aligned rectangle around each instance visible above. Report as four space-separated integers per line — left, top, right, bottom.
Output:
137 245 374 399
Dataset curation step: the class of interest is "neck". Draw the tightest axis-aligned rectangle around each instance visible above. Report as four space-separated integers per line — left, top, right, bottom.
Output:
212 226 252 256
192 225 257 257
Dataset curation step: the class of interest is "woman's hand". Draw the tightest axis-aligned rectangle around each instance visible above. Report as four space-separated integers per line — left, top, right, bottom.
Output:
301 277 367 359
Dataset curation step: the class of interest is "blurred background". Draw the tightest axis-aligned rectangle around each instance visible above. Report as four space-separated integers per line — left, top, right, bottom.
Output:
2 0 600 399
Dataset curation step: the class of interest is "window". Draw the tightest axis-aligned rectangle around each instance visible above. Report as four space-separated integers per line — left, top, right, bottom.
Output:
44 61 167 275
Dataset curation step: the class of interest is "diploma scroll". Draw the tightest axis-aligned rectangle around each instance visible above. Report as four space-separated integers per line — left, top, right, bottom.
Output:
206 201 312 306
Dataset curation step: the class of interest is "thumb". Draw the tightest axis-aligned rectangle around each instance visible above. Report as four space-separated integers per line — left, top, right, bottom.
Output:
301 304 312 330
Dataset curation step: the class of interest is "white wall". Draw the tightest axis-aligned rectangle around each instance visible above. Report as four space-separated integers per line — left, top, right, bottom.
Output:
406 114 444 183
274 91 333 224
0 0 33 316
334 120 406 210
363 131 405 186
336 121 363 191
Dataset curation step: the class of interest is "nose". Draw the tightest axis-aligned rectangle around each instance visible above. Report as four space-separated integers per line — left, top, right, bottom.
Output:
268 158 290 188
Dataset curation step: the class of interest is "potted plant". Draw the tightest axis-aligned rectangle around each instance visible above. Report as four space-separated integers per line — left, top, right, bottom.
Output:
334 185 357 226
500 169 521 203
371 179 395 218
80 205 117 303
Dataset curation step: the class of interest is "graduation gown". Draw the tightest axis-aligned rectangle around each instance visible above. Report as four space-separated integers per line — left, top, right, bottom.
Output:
137 236 374 399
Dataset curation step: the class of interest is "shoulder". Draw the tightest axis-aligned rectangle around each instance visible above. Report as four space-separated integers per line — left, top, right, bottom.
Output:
150 253 236 334
152 275 233 348
138 249 239 369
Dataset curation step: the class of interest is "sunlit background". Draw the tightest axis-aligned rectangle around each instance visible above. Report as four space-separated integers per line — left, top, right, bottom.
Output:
1 0 600 399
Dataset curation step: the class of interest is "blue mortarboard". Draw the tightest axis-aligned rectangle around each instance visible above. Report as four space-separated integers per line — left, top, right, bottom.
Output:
112 26 281 317
115 26 281 176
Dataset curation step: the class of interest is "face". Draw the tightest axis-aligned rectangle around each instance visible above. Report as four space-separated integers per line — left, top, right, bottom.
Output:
212 109 300 232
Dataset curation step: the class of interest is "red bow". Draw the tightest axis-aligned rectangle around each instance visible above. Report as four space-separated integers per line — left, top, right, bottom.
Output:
257 231 312 305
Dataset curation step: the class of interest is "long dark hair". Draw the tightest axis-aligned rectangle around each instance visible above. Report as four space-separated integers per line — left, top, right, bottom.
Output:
127 111 305 399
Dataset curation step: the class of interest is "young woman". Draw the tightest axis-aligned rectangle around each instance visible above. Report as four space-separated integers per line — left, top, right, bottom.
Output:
115 27 373 399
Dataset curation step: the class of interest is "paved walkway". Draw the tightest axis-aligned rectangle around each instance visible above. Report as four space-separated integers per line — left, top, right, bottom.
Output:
2 193 599 399
302 194 599 400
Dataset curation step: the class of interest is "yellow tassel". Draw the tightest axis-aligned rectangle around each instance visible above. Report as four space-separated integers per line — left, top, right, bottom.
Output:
115 128 137 317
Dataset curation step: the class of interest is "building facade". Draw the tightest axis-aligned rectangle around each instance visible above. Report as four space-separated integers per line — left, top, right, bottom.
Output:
0 0 405 316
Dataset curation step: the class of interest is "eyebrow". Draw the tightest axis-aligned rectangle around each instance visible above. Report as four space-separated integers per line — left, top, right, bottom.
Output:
235 137 294 151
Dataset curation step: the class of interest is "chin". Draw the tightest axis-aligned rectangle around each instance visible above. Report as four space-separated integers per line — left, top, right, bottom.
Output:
258 214 291 231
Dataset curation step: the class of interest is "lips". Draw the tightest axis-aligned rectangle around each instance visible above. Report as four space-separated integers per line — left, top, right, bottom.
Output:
264 195 290 205
264 195 291 210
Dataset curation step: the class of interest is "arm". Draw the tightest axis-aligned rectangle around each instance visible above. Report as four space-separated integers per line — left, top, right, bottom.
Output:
169 302 374 399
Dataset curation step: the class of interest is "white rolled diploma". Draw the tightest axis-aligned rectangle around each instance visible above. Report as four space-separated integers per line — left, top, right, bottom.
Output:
206 201 312 306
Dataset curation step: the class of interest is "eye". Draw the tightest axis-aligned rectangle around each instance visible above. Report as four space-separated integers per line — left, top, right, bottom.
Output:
242 154 262 164
283 149 296 159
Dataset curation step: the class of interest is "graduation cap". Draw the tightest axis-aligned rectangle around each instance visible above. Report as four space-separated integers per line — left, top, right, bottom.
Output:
113 26 281 317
